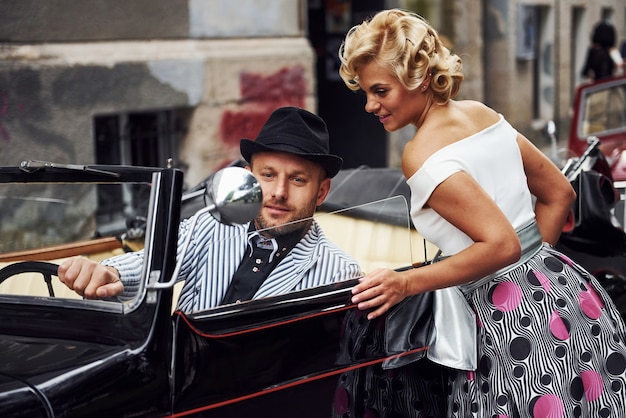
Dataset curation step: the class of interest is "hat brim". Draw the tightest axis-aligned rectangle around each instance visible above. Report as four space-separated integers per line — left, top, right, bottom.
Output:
240 139 343 178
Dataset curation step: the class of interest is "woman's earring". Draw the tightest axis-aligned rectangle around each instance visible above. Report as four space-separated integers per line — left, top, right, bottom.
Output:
421 72 432 91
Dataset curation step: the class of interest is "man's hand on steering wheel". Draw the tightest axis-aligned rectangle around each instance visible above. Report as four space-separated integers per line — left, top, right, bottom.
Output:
58 256 123 299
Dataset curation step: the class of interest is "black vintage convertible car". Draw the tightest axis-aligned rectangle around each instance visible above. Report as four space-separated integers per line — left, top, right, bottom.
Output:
0 162 433 417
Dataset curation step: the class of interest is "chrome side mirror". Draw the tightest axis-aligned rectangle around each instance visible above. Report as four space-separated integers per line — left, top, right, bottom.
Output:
149 167 262 291
544 120 561 166
204 166 262 225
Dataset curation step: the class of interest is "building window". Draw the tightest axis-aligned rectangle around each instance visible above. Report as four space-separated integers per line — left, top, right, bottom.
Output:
93 109 184 235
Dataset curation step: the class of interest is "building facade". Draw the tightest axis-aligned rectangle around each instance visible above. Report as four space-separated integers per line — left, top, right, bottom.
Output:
0 0 318 190
480 0 625 144
1 0 624 194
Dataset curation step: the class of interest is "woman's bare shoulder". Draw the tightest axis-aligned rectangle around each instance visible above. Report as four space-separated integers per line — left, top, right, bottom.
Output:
402 101 498 178
402 134 427 178
456 100 499 120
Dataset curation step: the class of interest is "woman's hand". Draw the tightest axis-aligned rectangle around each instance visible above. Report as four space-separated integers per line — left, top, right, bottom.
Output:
351 268 410 320
518 133 576 244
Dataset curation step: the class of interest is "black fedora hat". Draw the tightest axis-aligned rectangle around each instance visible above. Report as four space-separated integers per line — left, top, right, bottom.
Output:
240 107 343 178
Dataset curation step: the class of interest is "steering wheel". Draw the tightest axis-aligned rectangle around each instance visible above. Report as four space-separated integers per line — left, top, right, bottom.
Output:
0 261 60 297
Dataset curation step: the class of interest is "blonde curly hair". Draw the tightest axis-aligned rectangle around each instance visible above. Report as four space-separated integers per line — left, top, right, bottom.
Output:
338 9 463 104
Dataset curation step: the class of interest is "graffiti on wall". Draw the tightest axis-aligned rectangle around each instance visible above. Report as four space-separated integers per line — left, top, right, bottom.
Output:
219 65 307 147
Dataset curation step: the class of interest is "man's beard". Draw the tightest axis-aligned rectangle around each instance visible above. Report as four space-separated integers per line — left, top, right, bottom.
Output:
254 200 316 238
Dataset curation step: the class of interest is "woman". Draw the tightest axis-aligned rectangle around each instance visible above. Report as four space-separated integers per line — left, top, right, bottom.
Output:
336 9 626 417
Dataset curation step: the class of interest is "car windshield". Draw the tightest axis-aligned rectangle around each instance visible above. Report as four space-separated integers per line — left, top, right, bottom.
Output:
0 179 152 309
580 80 626 137
0 167 431 316
170 194 427 314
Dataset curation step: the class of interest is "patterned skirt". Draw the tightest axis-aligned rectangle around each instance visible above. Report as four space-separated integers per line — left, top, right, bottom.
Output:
450 243 626 417
332 242 626 417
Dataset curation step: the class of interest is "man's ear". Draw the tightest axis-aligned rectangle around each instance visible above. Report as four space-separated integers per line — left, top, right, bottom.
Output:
316 177 332 206
245 165 252 172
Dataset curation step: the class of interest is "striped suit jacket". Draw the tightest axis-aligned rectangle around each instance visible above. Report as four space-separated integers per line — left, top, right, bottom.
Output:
103 213 362 313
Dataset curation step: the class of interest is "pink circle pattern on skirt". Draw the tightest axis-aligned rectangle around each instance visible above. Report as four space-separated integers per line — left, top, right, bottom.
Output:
549 310 570 340
581 369 604 402
491 281 522 312
533 393 564 418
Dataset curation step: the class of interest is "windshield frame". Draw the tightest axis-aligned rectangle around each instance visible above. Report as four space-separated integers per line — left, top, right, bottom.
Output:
0 165 165 314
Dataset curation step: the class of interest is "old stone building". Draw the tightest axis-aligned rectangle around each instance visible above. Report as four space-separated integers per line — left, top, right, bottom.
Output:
0 0 624 193
0 0 319 190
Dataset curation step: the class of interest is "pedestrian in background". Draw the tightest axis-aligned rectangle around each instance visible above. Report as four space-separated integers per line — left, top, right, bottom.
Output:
582 19 622 80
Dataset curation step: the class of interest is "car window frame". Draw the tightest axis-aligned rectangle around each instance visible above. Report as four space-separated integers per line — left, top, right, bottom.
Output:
0 166 171 315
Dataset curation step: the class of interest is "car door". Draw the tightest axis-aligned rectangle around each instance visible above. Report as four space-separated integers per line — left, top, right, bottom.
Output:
168 194 434 418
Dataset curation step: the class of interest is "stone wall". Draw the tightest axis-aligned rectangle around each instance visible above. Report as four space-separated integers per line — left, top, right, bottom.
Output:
0 0 302 41
0 37 315 187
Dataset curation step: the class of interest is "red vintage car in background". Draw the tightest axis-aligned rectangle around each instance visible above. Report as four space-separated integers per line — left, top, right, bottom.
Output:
565 73 626 231
555 74 626 319
568 74 626 182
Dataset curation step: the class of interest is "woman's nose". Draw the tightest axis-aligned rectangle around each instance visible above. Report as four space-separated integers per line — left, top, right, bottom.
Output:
364 95 378 114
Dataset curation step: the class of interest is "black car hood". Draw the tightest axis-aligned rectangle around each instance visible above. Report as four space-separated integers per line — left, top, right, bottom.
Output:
0 334 128 379
0 334 129 415
0 372 51 417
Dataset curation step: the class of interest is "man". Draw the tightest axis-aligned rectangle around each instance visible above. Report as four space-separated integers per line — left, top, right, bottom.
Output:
582 19 620 81
58 107 361 312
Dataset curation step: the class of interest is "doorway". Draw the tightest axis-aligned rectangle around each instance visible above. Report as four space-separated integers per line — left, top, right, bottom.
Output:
307 0 387 169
